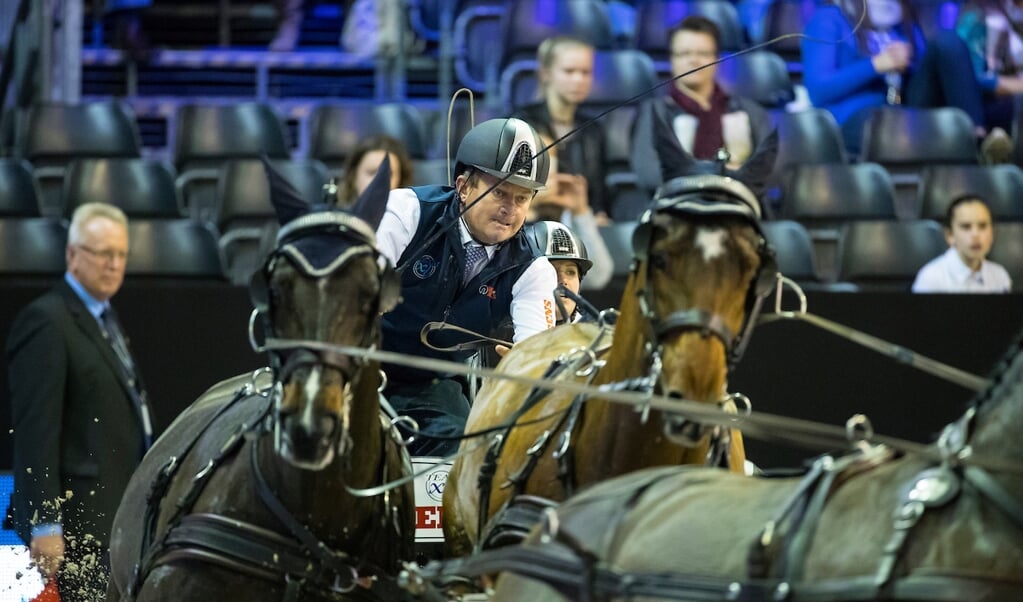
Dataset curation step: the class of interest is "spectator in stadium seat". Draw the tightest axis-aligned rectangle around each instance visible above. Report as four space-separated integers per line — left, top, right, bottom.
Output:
376 118 557 456
631 16 772 193
913 195 1012 292
956 0 1023 136
530 133 612 290
334 135 413 208
6 203 152 600
514 35 611 223
802 0 1014 157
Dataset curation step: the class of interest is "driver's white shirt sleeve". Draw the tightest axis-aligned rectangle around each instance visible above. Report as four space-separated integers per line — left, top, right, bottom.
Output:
510 256 558 342
376 188 421 265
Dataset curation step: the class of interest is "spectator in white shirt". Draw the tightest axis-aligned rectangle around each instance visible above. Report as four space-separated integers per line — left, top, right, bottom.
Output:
913 195 1012 293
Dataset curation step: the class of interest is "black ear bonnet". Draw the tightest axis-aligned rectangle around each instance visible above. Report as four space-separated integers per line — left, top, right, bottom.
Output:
632 174 777 299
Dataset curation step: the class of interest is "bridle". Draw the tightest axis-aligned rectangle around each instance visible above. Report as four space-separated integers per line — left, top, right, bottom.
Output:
127 211 410 600
249 210 400 381
632 174 778 372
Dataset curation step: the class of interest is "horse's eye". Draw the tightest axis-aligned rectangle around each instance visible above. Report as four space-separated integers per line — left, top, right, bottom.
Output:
649 253 668 271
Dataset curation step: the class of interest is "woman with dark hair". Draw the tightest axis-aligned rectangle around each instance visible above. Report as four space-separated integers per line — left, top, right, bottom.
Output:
334 135 414 208
802 0 1009 156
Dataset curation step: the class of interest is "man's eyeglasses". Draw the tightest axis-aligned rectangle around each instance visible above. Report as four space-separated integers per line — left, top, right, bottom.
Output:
77 245 128 263
671 50 717 60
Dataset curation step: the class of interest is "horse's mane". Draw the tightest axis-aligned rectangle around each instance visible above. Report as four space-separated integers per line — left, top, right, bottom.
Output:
967 326 1023 419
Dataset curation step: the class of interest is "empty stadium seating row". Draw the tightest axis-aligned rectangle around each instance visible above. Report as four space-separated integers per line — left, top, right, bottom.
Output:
6 99 1000 219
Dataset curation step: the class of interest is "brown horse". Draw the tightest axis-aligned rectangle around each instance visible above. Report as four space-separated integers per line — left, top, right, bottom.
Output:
442 126 780 556
490 332 1023 601
105 159 415 601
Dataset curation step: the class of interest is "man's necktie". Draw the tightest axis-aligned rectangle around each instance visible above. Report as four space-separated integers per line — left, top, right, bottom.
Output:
464 243 487 285
100 308 153 451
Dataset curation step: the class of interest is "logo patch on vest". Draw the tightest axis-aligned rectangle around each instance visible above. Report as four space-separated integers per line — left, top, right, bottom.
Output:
412 255 437 279
479 285 496 300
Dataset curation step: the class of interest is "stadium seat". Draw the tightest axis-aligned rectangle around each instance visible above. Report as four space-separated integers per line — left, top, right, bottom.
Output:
861 106 978 214
716 50 794 109
780 163 897 228
173 102 289 223
774 109 847 174
217 159 329 285
760 219 818 284
635 0 746 68
918 164 1023 222
761 0 816 67
861 107 978 168
0 218 68 279
307 102 427 168
411 158 452 187
760 215 860 289
0 159 41 217
63 158 180 220
990 222 1023 291
837 220 947 291
453 2 505 92
423 103 501 160
500 0 614 69
126 220 224 280
789 166 897 281
599 220 638 281
371 103 428 160
20 101 142 218
767 109 848 214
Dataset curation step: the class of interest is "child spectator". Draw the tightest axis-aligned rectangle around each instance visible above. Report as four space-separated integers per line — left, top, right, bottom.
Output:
913 195 1012 292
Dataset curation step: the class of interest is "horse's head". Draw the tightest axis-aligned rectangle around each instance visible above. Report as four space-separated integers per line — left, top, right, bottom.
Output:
630 112 778 411
251 156 400 469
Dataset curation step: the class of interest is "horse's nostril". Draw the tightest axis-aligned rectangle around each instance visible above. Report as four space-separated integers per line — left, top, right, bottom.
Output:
319 415 337 437
666 390 684 399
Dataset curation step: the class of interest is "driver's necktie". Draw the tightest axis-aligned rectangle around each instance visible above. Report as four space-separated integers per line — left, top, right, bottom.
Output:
464 243 487 285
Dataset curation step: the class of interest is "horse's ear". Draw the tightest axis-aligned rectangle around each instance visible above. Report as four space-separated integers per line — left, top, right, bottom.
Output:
729 129 779 198
349 153 392 231
652 101 701 181
262 154 309 226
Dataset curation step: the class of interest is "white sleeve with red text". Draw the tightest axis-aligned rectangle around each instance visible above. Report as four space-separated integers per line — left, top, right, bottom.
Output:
375 188 421 265
510 256 558 342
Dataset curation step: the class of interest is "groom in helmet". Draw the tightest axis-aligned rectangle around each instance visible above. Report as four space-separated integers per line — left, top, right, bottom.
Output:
375 117 558 456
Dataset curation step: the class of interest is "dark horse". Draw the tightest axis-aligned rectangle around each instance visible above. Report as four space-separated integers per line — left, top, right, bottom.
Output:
489 331 1023 600
443 122 780 556
106 159 415 600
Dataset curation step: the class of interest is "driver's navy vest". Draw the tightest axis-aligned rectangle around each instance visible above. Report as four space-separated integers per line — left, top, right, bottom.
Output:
382 185 542 386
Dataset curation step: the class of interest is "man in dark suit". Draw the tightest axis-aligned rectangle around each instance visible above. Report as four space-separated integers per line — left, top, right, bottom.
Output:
7 202 152 600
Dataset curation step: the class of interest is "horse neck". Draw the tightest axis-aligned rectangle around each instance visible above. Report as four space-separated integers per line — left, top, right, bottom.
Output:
969 339 1023 495
580 273 710 472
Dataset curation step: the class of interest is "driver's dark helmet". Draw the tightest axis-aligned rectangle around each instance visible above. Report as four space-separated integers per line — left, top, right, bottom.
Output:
453 118 550 191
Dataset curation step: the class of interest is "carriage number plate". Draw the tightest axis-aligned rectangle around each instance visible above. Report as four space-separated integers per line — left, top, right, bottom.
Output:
411 457 452 543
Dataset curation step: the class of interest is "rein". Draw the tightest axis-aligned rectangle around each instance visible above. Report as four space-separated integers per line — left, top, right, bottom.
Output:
761 277 990 392
403 409 1023 601
258 337 1023 478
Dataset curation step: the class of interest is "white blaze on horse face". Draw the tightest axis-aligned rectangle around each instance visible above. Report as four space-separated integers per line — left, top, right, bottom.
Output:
695 227 727 263
301 366 322 431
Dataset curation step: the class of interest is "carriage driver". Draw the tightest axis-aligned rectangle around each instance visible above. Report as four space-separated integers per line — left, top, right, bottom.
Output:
531 220 594 325
375 117 558 457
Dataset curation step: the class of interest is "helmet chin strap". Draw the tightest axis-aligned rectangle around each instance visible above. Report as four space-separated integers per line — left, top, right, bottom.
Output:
459 214 498 247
